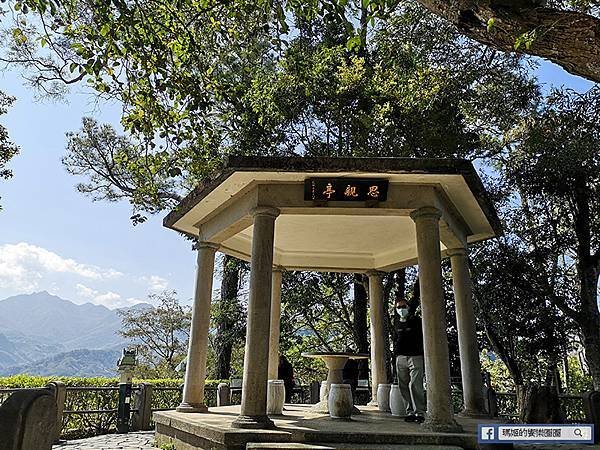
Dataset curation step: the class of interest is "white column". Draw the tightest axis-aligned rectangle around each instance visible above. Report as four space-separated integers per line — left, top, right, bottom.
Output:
177 241 218 412
268 268 283 380
410 207 461 432
232 206 279 429
448 247 487 417
367 271 387 406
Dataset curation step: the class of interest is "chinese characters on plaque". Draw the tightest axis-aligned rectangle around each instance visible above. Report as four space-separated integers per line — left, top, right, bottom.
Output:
304 178 389 202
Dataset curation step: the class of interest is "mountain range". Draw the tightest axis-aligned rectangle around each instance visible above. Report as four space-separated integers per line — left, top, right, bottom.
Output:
0 291 149 377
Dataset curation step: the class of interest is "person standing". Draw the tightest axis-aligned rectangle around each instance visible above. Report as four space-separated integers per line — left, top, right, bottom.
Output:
394 296 426 423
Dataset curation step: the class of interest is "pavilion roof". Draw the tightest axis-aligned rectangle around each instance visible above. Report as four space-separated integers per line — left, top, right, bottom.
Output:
163 156 501 271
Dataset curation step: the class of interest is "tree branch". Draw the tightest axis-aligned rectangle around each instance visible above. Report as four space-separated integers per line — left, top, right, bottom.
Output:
416 0 600 82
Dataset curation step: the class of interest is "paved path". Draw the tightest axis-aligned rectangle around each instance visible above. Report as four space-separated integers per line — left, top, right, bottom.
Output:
53 432 156 450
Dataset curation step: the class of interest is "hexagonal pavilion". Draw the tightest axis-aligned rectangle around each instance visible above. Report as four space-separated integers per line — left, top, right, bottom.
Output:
162 156 501 435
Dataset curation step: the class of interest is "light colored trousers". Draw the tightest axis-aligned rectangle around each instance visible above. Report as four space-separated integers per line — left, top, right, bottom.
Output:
396 354 426 416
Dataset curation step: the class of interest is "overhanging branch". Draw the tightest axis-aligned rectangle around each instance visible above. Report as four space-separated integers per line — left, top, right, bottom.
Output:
416 0 600 82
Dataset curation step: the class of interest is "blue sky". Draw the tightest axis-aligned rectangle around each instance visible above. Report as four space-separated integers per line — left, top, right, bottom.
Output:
0 70 199 308
0 58 594 308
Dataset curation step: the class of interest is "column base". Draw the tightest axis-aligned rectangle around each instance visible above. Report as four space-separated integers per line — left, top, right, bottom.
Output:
231 414 275 429
367 400 378 407
176 402 208 413
421 418 463 433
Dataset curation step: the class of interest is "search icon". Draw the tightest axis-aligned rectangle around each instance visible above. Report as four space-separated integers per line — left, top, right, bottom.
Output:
574 428 583 437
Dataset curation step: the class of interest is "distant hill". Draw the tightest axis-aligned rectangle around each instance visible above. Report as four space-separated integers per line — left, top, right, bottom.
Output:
0 330 64 368
0 291 124 350
0 291 152 376
0 348 122 377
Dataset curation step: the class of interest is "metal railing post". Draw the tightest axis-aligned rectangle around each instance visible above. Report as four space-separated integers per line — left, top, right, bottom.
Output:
117 382 132 433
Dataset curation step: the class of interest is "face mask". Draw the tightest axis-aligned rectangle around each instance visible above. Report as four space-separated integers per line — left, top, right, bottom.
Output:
397 307 409 319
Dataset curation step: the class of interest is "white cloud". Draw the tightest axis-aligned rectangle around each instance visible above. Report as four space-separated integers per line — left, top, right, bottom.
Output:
0 242 172 309
93 292 123 308
0 242 122 291
76 283 97 299
76 283 142 308
140 275 169 292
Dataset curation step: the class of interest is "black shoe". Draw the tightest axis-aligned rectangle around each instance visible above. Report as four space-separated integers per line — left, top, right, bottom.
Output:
404 415 416 422
414 415 425 424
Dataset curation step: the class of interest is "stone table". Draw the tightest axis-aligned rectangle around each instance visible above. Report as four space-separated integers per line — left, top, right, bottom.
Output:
302 352 369 414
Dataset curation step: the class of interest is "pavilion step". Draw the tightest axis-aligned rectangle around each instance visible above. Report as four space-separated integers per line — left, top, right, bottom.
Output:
247 443 463 450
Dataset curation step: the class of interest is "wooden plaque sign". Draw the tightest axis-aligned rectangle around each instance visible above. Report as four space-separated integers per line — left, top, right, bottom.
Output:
304 178 389 202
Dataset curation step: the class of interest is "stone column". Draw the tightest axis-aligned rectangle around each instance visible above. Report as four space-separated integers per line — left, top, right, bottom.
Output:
268 268 284 380
177 242 218 412
410 207 461 432
232 206 279 429
448 247 487 417
367 271 387 406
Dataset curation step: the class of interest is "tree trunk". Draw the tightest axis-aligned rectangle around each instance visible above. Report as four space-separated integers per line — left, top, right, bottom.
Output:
214 255 240 379
416 0 600 83
573 182 600 389
381 278 393 383
517 384 564 424
581 318 600 391
388 269 406 381
353 274 370 379
578 263 600 389
563 356 570 393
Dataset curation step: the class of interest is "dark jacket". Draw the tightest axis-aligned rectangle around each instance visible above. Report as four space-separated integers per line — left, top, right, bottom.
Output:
394 316 424 357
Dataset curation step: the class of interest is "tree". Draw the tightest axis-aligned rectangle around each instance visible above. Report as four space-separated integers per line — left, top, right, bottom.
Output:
413 1 600 82
353 275 370 378
3 0 556 389
210 255 247 379
3 1 536 162
244 3 536 159
502 86 600 388
118 290 191 377
62 117 183 223
0 91 19 210
471 237 573 387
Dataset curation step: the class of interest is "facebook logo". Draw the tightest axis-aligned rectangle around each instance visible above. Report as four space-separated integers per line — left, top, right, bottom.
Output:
481 426 495 441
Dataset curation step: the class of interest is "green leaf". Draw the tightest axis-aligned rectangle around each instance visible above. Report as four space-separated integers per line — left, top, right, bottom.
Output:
487 18 495 33
346 35 361 52
100 24 110 37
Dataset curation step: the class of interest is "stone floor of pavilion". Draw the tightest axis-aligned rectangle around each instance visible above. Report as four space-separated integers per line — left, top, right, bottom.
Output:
154 404 511 450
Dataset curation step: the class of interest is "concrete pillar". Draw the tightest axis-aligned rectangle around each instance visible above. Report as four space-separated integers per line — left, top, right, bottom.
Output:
217 383 230 407
232 206 279 429
177 242 218 413
46 381 66 443
133 383 153 431
268 268 284 380
367 271 387 406
448 247 487 417
410 207 461 432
